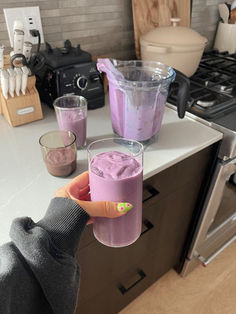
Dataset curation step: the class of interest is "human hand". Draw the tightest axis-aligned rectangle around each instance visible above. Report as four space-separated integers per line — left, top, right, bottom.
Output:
55 171 133 224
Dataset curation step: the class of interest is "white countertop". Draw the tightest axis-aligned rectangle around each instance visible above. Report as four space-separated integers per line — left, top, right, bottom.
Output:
0 100 222 245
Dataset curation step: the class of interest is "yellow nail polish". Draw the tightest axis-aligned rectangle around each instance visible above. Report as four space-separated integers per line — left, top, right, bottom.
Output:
117 203 133 213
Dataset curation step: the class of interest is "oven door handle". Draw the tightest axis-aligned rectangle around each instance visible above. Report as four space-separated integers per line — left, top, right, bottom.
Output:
198 235 236 267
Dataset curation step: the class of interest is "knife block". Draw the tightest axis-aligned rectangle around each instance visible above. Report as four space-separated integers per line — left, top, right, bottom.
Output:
0 76 43 127
0 55 43 127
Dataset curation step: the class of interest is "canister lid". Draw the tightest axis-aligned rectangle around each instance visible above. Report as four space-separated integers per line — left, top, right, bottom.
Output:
140 18 207 47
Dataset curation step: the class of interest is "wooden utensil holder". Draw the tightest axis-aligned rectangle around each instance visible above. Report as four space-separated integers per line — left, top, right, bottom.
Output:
0 77 43 127
0 55 43 127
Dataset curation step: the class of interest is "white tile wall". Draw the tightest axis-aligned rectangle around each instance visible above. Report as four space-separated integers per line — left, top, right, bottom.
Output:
0 0 134 59
0 0 231 58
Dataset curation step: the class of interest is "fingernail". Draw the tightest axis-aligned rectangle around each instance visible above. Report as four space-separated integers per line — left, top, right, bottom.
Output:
117 203 133 213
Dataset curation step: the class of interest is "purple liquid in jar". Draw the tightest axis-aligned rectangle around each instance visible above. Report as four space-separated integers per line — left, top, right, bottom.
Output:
45 148 76 177
89 151 143 247
57 110 86 148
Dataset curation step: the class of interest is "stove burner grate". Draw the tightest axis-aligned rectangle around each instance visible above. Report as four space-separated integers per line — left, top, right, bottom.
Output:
168 49 236 120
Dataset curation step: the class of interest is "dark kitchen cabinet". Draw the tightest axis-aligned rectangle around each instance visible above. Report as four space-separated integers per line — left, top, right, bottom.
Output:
75 143 219 314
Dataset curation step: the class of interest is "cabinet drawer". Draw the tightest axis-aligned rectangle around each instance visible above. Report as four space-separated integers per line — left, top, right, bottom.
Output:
143 145 216 201
76 252 163 314
76 207 159 305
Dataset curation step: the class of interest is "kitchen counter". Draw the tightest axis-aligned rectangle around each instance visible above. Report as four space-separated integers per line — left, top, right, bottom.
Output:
0 101 222 245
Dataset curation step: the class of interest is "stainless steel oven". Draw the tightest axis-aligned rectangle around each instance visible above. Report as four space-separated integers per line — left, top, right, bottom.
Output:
182 152 236 274
168 49 236 275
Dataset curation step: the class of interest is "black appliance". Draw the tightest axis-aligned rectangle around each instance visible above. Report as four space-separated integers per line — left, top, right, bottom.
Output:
36 40 105 110
168 50 236 276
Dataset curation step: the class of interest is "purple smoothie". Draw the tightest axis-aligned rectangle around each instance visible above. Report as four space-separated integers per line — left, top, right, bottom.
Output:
45 147 76 177
109 83 166 142
89 151 143 247
57 109 86 148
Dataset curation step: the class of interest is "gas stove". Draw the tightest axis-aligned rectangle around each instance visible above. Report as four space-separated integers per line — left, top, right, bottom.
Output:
168 49 236 160
168 50 236 122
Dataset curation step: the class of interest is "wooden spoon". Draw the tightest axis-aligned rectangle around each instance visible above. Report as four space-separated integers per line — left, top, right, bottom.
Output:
218 3 229 23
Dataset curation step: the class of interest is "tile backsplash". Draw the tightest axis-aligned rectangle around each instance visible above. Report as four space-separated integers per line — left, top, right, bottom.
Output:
0 0 232 58
0 0 135 59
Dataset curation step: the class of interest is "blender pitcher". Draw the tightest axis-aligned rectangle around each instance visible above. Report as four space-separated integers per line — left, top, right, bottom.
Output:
97 59 189 143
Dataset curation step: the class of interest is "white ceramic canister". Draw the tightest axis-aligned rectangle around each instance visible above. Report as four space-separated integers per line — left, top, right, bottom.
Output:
214 22 236 54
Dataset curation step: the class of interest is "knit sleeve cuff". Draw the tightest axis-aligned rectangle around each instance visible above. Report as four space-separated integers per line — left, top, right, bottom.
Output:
37 197 90 256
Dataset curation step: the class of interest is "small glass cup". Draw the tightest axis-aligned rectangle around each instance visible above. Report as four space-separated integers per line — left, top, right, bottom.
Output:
39 130 77 177
87 138 143 248
53 95 87 149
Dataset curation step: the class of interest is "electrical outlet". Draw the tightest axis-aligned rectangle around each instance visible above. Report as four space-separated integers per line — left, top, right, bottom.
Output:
26 16 37 29
4 6 44 47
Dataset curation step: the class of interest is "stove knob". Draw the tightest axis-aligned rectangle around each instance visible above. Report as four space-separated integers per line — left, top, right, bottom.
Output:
76 76 88 90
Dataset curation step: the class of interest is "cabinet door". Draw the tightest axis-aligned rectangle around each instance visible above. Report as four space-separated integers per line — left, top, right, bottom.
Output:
76 200 160 305
76 180 203 314
76 252 162 314
150 180 204 276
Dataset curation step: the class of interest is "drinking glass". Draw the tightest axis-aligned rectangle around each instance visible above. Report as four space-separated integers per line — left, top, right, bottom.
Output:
54 95 87 149
87 138 143 247
39 130 77 177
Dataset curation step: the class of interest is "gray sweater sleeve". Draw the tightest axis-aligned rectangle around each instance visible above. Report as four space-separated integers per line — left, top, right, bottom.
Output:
0 197 90 314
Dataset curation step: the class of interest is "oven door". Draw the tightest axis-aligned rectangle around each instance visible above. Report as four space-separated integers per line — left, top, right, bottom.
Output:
182 157 236 274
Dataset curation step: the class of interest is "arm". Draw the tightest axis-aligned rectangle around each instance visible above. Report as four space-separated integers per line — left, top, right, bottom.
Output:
0 171 133 314
0 198 89 314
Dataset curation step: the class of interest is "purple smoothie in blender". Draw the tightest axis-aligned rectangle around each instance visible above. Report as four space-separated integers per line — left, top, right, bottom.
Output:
97 59 189 144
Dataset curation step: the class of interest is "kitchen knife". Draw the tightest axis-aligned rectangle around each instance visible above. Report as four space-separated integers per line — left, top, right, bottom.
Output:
0 44 4 69
21 66 29 95
1 69 9 99
7 68 16 97
14 67 22 96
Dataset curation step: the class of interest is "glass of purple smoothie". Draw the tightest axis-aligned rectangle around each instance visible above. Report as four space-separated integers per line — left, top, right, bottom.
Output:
53 95 87 149
39 130 77 177
87 138 143 248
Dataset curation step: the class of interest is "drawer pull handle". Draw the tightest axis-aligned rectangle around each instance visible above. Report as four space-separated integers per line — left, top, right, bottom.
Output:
141 219 154 236
143 186 159 203
118 270 146 295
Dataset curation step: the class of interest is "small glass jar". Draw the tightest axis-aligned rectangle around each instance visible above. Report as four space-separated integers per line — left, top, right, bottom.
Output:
39 130 77 177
